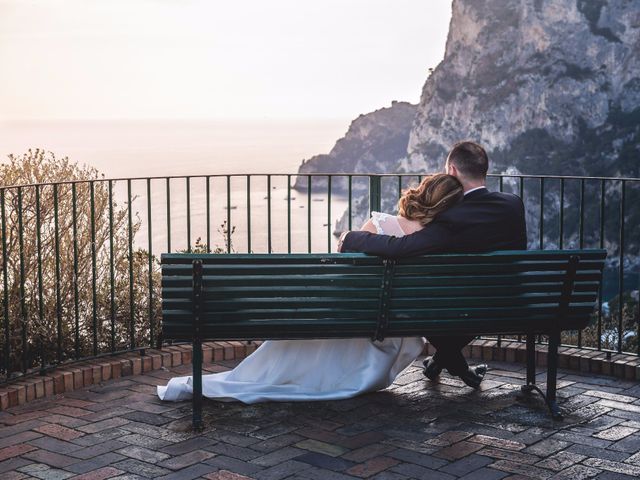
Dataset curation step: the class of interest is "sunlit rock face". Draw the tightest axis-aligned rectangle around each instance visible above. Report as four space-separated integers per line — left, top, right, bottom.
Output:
407 0 640 178
293 101 417 192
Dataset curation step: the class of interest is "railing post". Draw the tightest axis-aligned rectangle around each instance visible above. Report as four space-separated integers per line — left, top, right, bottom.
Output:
108 180 116 353
1 190 10 374
17 187 27 374
128 179 135 350
369 175 382 214
618 180 625 353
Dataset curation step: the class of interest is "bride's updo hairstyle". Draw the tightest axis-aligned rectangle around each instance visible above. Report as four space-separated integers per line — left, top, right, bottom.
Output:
398 173 463 226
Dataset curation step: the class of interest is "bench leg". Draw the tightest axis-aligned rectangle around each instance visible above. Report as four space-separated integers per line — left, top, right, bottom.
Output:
521 333 536 393
192 338 204 431
546 328 563 421
519 331 563 420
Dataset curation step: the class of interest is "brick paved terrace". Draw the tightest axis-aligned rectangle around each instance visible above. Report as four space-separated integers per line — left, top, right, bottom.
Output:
2 345 640 480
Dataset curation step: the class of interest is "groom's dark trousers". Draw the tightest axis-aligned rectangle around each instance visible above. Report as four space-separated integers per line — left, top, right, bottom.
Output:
341 187 527 375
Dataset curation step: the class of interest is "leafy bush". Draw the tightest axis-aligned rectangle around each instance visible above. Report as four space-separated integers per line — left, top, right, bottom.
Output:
0 149 161 376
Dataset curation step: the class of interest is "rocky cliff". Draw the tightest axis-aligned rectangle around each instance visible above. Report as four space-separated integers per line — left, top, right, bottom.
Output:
295 0 640 248
405 0 640 178
293 101 417 192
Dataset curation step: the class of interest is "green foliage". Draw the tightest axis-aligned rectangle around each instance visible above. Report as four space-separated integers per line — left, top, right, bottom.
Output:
181 220 237 254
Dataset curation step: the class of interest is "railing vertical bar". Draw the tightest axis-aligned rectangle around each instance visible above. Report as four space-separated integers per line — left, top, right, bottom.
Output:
166 178 172 253
127 179 135 350
518 177 526 342
348 175 353 231
17 187 27 373
617 180 625 353
514 180 525 342
559 179 565 249
287 175 292 254
369 175 382 214
206 176 211 253
579 179 585 248
35 185 45 371
327 175 332 253
597 179 605 350
147 178 154 347
497 175 505 347
227 176 232 253
517 177 524 343
307 176 312 253
398 175 403 199
53 185 63 362
72 184 79 359
519 177 524 199
539 177 544 249
538 177 545 344
1 190 10 374
492 177 505 346
186 177 191 251
90 181 98 357
108 181 116 353
247 176 252 254
267 175 272 253
578 178 585 348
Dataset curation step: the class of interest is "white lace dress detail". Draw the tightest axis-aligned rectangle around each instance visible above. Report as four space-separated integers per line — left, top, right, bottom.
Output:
371 211 406 237
158 215 425 404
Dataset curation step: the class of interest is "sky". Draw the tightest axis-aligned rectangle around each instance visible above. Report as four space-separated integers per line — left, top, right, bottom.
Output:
0 0 451 121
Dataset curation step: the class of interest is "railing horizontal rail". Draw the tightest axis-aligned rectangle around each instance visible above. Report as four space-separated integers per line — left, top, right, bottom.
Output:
3 172 640 191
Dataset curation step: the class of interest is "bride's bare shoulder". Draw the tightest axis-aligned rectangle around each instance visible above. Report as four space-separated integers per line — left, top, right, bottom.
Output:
396 215 423 235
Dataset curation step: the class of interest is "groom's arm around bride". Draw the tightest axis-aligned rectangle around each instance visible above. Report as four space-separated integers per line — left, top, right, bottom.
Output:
338 141 527 388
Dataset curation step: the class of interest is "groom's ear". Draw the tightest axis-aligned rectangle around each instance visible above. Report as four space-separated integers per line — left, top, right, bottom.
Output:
445 162 456 176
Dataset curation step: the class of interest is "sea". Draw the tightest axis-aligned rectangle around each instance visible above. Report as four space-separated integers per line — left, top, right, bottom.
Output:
0 119 352 254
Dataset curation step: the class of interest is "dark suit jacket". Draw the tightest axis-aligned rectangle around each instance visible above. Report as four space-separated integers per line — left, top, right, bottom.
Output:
341 187 527 257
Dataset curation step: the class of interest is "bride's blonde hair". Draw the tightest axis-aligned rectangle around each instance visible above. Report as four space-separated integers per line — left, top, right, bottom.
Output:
398 174 463 226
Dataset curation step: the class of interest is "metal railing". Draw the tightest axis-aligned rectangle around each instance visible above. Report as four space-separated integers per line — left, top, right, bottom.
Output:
0 172 638 382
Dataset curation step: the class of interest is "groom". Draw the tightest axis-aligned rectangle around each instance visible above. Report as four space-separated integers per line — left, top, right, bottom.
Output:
338 141 527 388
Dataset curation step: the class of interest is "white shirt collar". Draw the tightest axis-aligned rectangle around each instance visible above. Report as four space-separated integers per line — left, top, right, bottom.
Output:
464 186 487 196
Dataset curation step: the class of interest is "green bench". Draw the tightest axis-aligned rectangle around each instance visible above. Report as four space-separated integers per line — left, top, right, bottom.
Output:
161 249 606 429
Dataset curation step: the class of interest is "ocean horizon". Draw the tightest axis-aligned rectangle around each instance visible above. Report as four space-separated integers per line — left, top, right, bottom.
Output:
0 119 354 253
0 118 352 178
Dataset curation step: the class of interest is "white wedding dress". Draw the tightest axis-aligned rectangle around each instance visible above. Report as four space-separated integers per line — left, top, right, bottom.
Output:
157 212 425 403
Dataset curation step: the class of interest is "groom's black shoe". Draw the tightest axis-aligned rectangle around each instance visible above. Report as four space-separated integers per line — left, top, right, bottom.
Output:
458 364 488 389
422 356 443 381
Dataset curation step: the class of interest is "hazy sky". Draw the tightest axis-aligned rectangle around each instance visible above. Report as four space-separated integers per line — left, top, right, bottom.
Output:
0 0 451 120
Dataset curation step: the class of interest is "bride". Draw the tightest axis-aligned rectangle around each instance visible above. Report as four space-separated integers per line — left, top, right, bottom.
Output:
158 173 464 403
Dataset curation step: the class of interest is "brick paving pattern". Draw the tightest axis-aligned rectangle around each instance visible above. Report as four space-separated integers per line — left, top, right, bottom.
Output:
1 357 640 479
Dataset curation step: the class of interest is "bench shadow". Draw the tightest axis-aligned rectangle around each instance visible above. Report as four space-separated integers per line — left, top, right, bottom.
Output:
162 376 592 436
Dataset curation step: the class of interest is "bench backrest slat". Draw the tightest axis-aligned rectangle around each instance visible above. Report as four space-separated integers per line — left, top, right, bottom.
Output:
161 249 606 341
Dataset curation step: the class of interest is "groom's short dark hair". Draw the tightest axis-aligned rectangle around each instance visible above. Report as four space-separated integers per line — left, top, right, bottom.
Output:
447 141 489 180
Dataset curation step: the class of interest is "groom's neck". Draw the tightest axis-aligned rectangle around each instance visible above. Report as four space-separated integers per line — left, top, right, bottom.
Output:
461 180 486 194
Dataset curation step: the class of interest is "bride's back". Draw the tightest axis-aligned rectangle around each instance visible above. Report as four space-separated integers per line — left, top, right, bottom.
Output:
396 215 424 235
